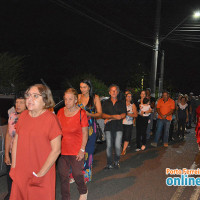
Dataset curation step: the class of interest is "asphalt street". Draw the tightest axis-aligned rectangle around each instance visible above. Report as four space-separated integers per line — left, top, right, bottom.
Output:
55 126 200 200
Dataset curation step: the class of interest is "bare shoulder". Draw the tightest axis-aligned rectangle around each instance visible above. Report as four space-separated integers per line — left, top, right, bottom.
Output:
78 94 82 99
94 94 100 103
77 94 82 102
132 103 137 108
94 94 100 99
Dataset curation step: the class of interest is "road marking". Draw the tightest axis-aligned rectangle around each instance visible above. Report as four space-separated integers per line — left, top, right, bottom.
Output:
190 186 200 200
170 186 186 200
170 162 197 200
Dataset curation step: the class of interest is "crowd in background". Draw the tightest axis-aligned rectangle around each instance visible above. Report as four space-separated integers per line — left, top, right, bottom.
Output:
3 80 200 200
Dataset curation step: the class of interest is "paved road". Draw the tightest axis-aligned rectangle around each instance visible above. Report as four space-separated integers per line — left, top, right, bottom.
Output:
1 126 200 200
59 127 200 200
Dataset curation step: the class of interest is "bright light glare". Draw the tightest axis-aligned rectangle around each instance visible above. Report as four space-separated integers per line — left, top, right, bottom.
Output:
193 11 200 18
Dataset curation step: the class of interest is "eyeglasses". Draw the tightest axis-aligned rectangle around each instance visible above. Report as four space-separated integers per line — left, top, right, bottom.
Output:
24 93 42 100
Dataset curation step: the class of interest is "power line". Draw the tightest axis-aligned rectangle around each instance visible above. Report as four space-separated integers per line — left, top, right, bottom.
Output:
71 1 148 41
170 35 200 39
166 38 200 43
50 0 153 49
73 0 155 38
171 33 200 37
160 16 189 42
174 30 200 32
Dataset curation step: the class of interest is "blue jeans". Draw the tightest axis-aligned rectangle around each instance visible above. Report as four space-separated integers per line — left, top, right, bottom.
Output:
154 119 171 144
105 131 123 165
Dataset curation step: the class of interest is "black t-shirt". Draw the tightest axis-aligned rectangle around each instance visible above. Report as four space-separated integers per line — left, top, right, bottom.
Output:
102 98 127 132
177 103 188 120
149 96 156 109
135 99 141 112
149 96 156 103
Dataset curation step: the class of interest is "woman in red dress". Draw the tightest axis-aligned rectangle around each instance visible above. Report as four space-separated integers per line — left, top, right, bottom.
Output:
195 105 200 150
57 88 88 200
9 84 62 200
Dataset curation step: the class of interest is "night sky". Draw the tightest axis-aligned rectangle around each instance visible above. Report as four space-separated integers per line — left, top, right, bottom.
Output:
0 0 200 94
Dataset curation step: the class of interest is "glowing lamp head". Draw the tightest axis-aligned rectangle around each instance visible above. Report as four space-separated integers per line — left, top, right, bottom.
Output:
193 11 200 19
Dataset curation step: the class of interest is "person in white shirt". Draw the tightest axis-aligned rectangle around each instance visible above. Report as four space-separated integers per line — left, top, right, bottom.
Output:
121 92 138 155
139 99 151 117
136 96 152 151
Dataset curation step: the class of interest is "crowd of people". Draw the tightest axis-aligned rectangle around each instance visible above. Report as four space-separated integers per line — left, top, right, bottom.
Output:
3 81 200 200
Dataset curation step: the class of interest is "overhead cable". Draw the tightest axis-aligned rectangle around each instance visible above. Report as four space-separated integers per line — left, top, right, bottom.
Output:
50 0 153 49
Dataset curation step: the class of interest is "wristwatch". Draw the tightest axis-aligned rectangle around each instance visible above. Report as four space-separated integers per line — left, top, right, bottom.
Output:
80 149 85 152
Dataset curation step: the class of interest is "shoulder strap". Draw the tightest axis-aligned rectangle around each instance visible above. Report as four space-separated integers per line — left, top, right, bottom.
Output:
80 108 82 124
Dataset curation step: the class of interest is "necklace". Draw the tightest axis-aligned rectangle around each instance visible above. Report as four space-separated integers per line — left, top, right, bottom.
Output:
64 106 79 117
29 109 46 117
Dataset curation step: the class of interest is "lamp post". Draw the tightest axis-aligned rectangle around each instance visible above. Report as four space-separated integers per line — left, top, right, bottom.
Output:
151 9 200 97
158 50 164 97
150 0 161 97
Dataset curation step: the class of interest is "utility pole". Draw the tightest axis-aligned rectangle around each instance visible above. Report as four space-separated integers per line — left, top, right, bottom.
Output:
158 50 165 97
150 0 161 97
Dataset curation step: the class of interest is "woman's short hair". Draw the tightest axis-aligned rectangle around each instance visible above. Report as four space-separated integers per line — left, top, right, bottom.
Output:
64 88 78 100
26 84 55 109
14 94 25 107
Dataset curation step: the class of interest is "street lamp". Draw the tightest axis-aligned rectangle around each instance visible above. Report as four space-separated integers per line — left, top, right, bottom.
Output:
151 8 200 97
194 11 200 19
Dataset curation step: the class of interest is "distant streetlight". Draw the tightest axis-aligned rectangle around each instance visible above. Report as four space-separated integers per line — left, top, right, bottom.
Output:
193 11 200 19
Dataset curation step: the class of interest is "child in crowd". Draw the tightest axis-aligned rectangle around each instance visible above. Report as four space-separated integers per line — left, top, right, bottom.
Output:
139 98 151 117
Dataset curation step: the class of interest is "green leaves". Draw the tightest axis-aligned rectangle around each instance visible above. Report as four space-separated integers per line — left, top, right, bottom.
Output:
0 52 26 93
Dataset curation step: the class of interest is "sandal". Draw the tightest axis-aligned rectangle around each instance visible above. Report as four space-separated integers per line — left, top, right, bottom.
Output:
141 145 146 151
121 150 126 156
69 178 75 184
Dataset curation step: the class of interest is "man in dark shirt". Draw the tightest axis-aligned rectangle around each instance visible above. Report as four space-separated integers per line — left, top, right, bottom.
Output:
102 84 126 169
